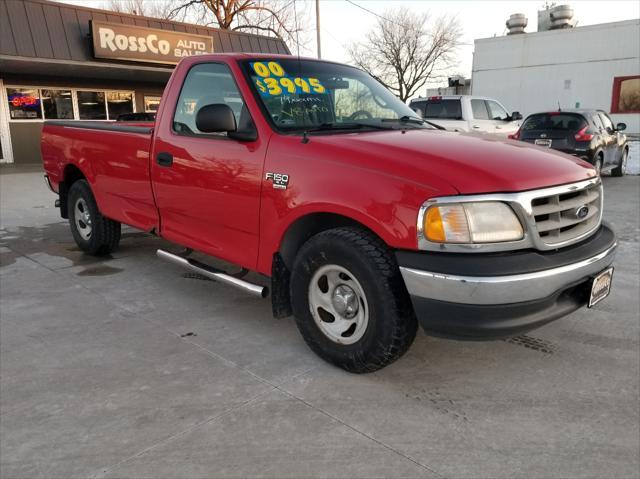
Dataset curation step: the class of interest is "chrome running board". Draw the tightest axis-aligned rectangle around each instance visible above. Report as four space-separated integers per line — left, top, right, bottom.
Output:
156 249 268 298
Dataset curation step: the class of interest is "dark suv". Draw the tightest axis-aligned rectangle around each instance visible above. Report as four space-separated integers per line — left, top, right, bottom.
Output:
509 110 629 176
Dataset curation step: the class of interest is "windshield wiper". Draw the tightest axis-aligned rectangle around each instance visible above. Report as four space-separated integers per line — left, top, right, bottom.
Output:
304 122 391 133
382 116 446 130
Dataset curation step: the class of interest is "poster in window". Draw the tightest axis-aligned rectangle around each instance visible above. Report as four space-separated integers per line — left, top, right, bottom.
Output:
618 77 640 113
7 88 42 120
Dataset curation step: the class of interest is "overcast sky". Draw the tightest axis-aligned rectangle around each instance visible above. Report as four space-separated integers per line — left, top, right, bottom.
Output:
315 1 640 78
63 0 640 87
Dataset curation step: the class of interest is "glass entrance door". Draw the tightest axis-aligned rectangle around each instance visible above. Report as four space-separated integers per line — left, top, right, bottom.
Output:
0 79 14 164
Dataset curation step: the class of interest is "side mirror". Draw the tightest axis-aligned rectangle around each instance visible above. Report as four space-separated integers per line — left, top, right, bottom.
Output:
195 104 236 133
511 111 523 121
412 108 424 118
616 122 626 131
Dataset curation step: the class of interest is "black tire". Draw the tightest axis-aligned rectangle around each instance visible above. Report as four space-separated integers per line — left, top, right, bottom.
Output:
68 180 121 256
611 148 628 177
593 156 603 176
290 227 418 373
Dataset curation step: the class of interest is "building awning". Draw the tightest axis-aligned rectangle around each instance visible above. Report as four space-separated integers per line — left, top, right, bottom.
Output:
0 55 172 84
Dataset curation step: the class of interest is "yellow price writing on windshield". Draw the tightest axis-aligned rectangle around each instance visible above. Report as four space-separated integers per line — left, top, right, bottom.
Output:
251 61 326 96
255 76 326 96
308 78 325 93
252 61 285 77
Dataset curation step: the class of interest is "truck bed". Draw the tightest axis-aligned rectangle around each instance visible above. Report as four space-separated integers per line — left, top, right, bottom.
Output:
41 121 158 232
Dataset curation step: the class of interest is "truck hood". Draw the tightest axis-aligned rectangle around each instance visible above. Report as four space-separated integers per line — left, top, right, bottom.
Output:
312 129 596 194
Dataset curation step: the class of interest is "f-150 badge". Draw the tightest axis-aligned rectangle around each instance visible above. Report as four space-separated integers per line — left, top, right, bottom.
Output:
265 172 289 190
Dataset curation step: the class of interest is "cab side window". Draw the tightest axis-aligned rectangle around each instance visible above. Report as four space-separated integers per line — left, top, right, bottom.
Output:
591 114 604 131
471 99 489 120
173 63 253 137
486 100 509 121
598 113 614 133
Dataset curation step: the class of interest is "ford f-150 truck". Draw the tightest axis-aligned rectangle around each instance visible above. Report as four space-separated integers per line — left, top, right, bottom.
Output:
42 54 617 373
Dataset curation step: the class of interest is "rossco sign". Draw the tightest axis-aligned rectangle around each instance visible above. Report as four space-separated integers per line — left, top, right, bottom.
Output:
91 21 214 65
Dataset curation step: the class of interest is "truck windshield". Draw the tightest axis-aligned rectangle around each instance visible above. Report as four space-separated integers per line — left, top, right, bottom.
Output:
241 58 427 132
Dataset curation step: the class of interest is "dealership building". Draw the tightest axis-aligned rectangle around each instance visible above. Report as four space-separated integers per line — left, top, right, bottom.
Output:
0 0 289 164
471 9 640 134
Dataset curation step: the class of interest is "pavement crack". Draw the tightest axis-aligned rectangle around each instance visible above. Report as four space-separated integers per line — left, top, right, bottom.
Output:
87 388 274 479
274 385 447 479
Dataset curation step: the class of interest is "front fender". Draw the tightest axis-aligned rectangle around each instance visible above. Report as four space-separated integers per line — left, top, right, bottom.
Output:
256 136 457 275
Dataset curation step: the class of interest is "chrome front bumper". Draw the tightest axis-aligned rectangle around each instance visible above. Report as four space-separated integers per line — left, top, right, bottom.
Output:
399 242 617 305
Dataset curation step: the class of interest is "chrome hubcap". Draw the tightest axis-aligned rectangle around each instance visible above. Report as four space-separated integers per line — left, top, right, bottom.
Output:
332 284 359 319
74 198 92 240
308 264 368 345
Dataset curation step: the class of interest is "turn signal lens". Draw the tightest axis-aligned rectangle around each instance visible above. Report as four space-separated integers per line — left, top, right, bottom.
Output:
425 205 470 243
423 202 524 244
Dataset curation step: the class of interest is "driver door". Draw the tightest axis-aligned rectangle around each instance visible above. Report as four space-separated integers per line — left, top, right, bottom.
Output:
470 99 495 133
151 62 265 270
486 100 514 135
597 112 618 168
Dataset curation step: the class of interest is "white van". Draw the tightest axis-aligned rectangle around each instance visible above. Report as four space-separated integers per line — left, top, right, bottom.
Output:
409 95 522 137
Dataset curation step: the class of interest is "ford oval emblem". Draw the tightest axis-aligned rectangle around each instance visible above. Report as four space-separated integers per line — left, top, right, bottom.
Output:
575 205 589 219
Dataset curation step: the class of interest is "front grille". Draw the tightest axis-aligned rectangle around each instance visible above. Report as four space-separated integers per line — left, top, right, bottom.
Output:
530 181 602 246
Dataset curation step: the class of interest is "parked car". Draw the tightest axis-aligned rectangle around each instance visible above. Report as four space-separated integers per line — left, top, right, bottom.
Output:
409 95 522 136
41 54 616 373
509 110 629 176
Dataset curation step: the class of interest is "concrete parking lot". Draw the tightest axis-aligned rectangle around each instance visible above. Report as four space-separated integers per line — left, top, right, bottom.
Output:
1 166 638 479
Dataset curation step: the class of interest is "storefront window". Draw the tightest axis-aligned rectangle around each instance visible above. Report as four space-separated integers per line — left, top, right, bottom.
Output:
144 96 161 113
107 92 134 119
77 91 107 120
6 88 42 120
41 89 74 119
611 76 640 113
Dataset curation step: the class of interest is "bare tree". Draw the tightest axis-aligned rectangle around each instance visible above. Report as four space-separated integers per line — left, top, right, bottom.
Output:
348 8 462 102
171 0 309 50
104 0 186 21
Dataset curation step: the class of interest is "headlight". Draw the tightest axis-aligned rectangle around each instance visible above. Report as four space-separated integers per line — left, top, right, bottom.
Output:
423 202 524 244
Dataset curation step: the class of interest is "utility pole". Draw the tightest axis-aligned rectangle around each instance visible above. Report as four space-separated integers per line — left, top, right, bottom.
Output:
316 0 321 58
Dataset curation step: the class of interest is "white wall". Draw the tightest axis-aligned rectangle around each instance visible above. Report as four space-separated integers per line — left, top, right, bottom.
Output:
472 20 640 134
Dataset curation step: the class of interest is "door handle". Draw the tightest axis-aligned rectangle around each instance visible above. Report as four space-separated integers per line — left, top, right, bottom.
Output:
156 152 173 167
495 125 502 129
472 125 480 129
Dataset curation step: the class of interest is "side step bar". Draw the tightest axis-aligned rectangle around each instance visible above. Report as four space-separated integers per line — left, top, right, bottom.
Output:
156 249 268 298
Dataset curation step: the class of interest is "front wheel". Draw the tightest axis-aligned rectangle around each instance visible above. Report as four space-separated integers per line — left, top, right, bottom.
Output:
593 157 603 176
68 180 121 256
611 148 628 177
290 227 418 373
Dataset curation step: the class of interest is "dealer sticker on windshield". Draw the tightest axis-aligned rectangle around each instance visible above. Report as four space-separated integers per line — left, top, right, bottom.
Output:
251 61 326 97
588 267 614 308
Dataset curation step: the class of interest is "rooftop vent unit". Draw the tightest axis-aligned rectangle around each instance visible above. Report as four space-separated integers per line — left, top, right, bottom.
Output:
538 4 576 32
506 13 528 35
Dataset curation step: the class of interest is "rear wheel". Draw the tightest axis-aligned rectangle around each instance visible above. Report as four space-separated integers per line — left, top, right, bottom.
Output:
611 148 628 177
290 227 418 373
68 180 121 256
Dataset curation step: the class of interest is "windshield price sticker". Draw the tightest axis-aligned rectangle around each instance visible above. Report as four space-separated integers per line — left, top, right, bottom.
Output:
251 61 326 96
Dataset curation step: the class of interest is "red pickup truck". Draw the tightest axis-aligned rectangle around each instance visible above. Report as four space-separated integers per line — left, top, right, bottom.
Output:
42 54 617 372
